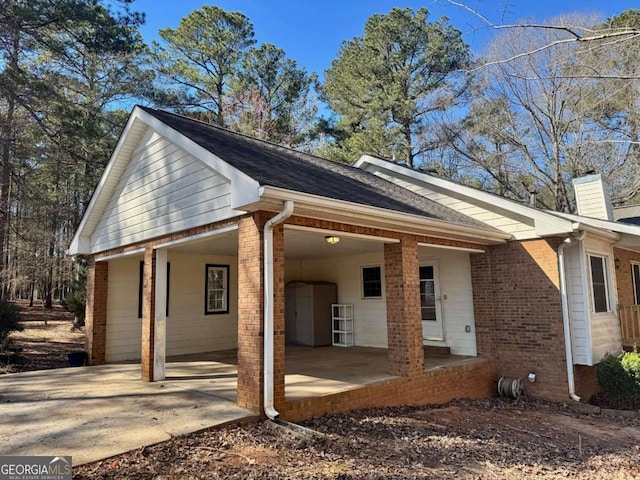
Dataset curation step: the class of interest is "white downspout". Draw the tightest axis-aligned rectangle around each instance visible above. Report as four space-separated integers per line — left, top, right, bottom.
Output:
558 231 585 402
263 200 294 420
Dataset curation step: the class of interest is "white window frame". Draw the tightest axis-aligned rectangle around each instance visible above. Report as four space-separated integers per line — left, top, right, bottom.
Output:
205 264 229 315
361 265 383 299
588 254 611 314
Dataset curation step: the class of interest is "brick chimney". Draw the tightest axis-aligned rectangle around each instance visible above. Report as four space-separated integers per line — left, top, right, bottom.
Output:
572 174 614 221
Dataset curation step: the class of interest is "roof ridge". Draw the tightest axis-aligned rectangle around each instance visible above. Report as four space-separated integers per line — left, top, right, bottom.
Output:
138 105 366 174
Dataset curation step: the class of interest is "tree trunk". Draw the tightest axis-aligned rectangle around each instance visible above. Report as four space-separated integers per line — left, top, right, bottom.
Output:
0 96 15 301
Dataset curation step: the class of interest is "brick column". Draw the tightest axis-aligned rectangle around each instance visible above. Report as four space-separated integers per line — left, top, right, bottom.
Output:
384 235 423 376
141 246 156 382
237 214 265 412
470 250 497 357
272 223 286 411
85 258 108 365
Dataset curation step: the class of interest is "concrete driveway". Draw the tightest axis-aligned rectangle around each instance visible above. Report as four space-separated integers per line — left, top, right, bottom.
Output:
0 363 254 465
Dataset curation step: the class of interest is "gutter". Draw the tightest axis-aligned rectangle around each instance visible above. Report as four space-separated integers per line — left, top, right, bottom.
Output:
259 186 511 244
263 200 294 420
557 231 586 402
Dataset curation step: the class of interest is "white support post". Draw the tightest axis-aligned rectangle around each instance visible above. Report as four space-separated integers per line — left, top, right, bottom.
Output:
153 249 168 381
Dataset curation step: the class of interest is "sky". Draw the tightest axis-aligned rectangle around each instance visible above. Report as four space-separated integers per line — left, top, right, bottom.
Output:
132 0 637 81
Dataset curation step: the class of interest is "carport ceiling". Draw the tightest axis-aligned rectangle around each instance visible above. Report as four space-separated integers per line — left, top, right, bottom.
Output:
284 228 385 259
166 227 386 259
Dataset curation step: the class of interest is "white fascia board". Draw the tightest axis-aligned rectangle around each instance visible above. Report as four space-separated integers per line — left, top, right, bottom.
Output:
260 186 511 244
417 242 485 253
154 224 239 250
94 247 145 262
67 236 90 256
133 108 262 209
615 234 640 249
550 211 629 240
68 110 146 256
355 154 575 237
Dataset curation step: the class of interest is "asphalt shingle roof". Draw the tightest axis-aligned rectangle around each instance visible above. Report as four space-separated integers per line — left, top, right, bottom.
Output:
140 106 498 231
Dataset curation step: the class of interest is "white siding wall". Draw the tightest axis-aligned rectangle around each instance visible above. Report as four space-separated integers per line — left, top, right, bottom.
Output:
285 252 388 348
285 248 478 355
419 248 477 356
565 243 590 365
105 256 143 362
372 170 536 239
166 253 238 356
91 129 235 252
104 252 238 362
583 236 621 362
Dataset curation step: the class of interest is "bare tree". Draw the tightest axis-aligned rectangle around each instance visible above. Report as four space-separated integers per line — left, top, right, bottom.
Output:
435 12 640 211
444 0 640 77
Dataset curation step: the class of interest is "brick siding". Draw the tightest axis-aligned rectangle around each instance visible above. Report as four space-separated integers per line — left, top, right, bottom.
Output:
384 236 424 376
85 259 108 365
237 213 265 411
141 246 157 381
471 238 570 401
281 358 499 422
613 247 640 305
574 364 599 400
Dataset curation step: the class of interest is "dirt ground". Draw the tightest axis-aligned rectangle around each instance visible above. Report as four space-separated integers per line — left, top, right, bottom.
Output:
73 398 640 479
0 300 84 374
3 302 639 479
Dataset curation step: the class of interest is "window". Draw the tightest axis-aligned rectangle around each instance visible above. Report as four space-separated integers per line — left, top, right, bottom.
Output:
419 266 436 321
205 264 229 314
589 255 610 313
632 263 640 304
362 266 382 298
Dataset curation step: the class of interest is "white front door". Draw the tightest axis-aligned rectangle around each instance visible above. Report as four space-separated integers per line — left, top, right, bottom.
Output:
420 263 444 341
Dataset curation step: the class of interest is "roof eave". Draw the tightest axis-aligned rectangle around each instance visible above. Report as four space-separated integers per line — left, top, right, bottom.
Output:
257 186 511 245
356 154 576 238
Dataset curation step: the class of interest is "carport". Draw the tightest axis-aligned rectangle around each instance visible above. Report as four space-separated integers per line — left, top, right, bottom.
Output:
0 364 254 465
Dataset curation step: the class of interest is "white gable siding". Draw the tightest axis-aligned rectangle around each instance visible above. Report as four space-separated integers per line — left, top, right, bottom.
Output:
90 129 235 253
105 256 143 362
565 243 591 365
419 248 477 356
104 252 239 362
372 170 536 239
165 253 238 356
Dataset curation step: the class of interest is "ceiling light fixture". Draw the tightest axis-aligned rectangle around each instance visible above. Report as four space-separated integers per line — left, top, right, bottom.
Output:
324 235 340 245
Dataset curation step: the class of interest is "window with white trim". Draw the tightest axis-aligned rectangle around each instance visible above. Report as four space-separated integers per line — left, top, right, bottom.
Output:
632 263 640 305
589 255 610 313
362 265 382 298
205 264 229 314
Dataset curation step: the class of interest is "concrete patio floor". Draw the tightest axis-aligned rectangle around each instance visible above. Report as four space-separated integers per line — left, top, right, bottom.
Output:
0 346 475 466
166 346 475 400
0 363 255 465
